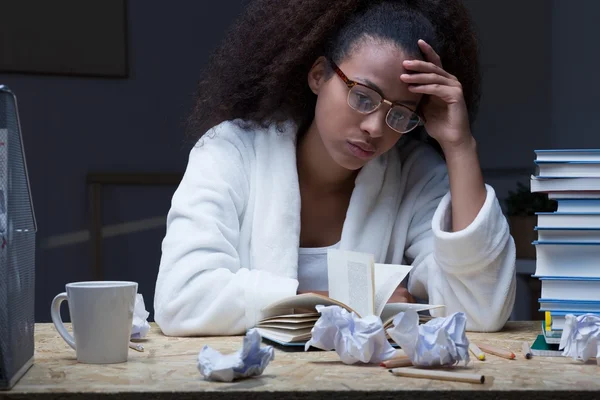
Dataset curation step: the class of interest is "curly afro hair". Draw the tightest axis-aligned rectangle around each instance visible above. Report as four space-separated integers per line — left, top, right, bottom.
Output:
186 0 481 147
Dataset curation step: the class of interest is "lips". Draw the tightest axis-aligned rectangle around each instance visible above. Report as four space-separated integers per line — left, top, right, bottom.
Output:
348 140 376 153
346 140 376 160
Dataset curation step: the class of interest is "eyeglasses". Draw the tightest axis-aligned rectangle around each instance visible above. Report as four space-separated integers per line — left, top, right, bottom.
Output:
329 60 424 134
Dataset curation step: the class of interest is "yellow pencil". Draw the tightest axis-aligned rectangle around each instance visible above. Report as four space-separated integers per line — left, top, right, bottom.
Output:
469 342 485 361
476 342 515 360
545 311 552 331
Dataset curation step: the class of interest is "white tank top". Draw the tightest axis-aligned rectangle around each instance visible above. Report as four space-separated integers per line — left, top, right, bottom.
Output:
297 242 340 292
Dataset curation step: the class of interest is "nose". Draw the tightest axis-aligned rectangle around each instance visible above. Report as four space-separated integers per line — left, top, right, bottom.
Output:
359 108 388 139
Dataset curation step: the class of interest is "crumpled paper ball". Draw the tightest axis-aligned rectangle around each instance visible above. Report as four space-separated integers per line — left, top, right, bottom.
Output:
131 293 151 339
304 305 397 364
559 313 600 365
197 328 274 382
386 310 469 367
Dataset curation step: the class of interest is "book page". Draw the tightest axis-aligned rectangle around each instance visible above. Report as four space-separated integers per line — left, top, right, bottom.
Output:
261 293 357 314
327 249 375 317
259 314 320 324
255 327 313 343
257 321 316 330
373 263 413 316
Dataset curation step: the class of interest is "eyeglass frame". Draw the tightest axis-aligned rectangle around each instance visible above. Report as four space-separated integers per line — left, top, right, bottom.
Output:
328 59 426 134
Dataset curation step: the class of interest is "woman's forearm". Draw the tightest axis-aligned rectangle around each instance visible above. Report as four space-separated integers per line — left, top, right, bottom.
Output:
441 136 487 232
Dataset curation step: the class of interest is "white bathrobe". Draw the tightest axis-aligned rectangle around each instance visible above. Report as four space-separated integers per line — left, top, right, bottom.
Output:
153 120 516 336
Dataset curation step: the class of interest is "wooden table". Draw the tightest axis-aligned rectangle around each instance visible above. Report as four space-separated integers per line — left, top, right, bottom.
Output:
2 322 598 399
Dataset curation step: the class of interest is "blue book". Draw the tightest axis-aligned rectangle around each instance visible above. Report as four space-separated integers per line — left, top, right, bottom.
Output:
532 243 600 278
538 299 600 313
548 192 600 200
531 176 600 192
535 160 600 178
535 149 600 162
535 226 600 242
535 212 600 228
534 277 600 302
555 199 600 212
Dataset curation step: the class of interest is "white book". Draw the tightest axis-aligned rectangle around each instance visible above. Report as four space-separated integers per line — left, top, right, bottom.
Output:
257 249 445 344
326 249 376 317
537 277 600 301
531 175 600 192
536 212 600 228
536 227 600 242
555 199 600 213
536 161 600 178
535 149 600 162
548 191 600 199
533 242 600 278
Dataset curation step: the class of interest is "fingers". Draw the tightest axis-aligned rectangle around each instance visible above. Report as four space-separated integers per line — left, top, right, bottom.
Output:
388 294 410 303
400 72 458 88
388 286 416 304
402 41 464 105
407 83 463 103
418 39 442 68
398 287 415 303
402 60 455 80
389 294 416 303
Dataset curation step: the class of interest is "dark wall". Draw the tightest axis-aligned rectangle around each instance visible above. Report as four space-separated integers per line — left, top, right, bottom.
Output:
0 0 246 322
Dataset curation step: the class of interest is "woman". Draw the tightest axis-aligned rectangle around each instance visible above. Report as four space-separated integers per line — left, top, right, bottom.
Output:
154 0 516 336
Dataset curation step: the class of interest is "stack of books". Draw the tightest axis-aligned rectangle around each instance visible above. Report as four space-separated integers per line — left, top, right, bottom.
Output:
529 149 600 352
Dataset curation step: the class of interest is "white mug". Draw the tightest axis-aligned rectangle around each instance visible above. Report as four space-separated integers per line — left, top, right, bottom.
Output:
50 281 138 364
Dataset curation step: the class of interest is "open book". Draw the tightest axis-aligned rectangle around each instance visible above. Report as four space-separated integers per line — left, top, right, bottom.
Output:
256 249 444 345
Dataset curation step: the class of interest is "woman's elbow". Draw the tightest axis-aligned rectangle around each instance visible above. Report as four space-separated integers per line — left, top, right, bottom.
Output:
467 295 516 333
153 295 247 337
467 315 509 333
153 300 193 336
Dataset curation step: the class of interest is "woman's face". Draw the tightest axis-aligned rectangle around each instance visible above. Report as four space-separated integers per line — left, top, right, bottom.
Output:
308 40 423 171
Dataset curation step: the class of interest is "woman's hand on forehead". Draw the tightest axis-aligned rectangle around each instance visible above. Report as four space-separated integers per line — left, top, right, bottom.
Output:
400 39 472 151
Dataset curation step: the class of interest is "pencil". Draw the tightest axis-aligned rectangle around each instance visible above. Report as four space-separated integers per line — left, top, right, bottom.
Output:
469 342 485 361
381 356 413 368
389 368 485 384
521 341 532 359
476 342 515 360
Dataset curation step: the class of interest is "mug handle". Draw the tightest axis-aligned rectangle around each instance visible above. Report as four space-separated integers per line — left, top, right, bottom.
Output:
51 292 76 350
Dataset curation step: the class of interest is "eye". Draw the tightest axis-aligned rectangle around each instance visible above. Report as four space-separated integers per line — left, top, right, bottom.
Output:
348 88 378 112
387 108 420 133
388 110 407 125
355 93 373 107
